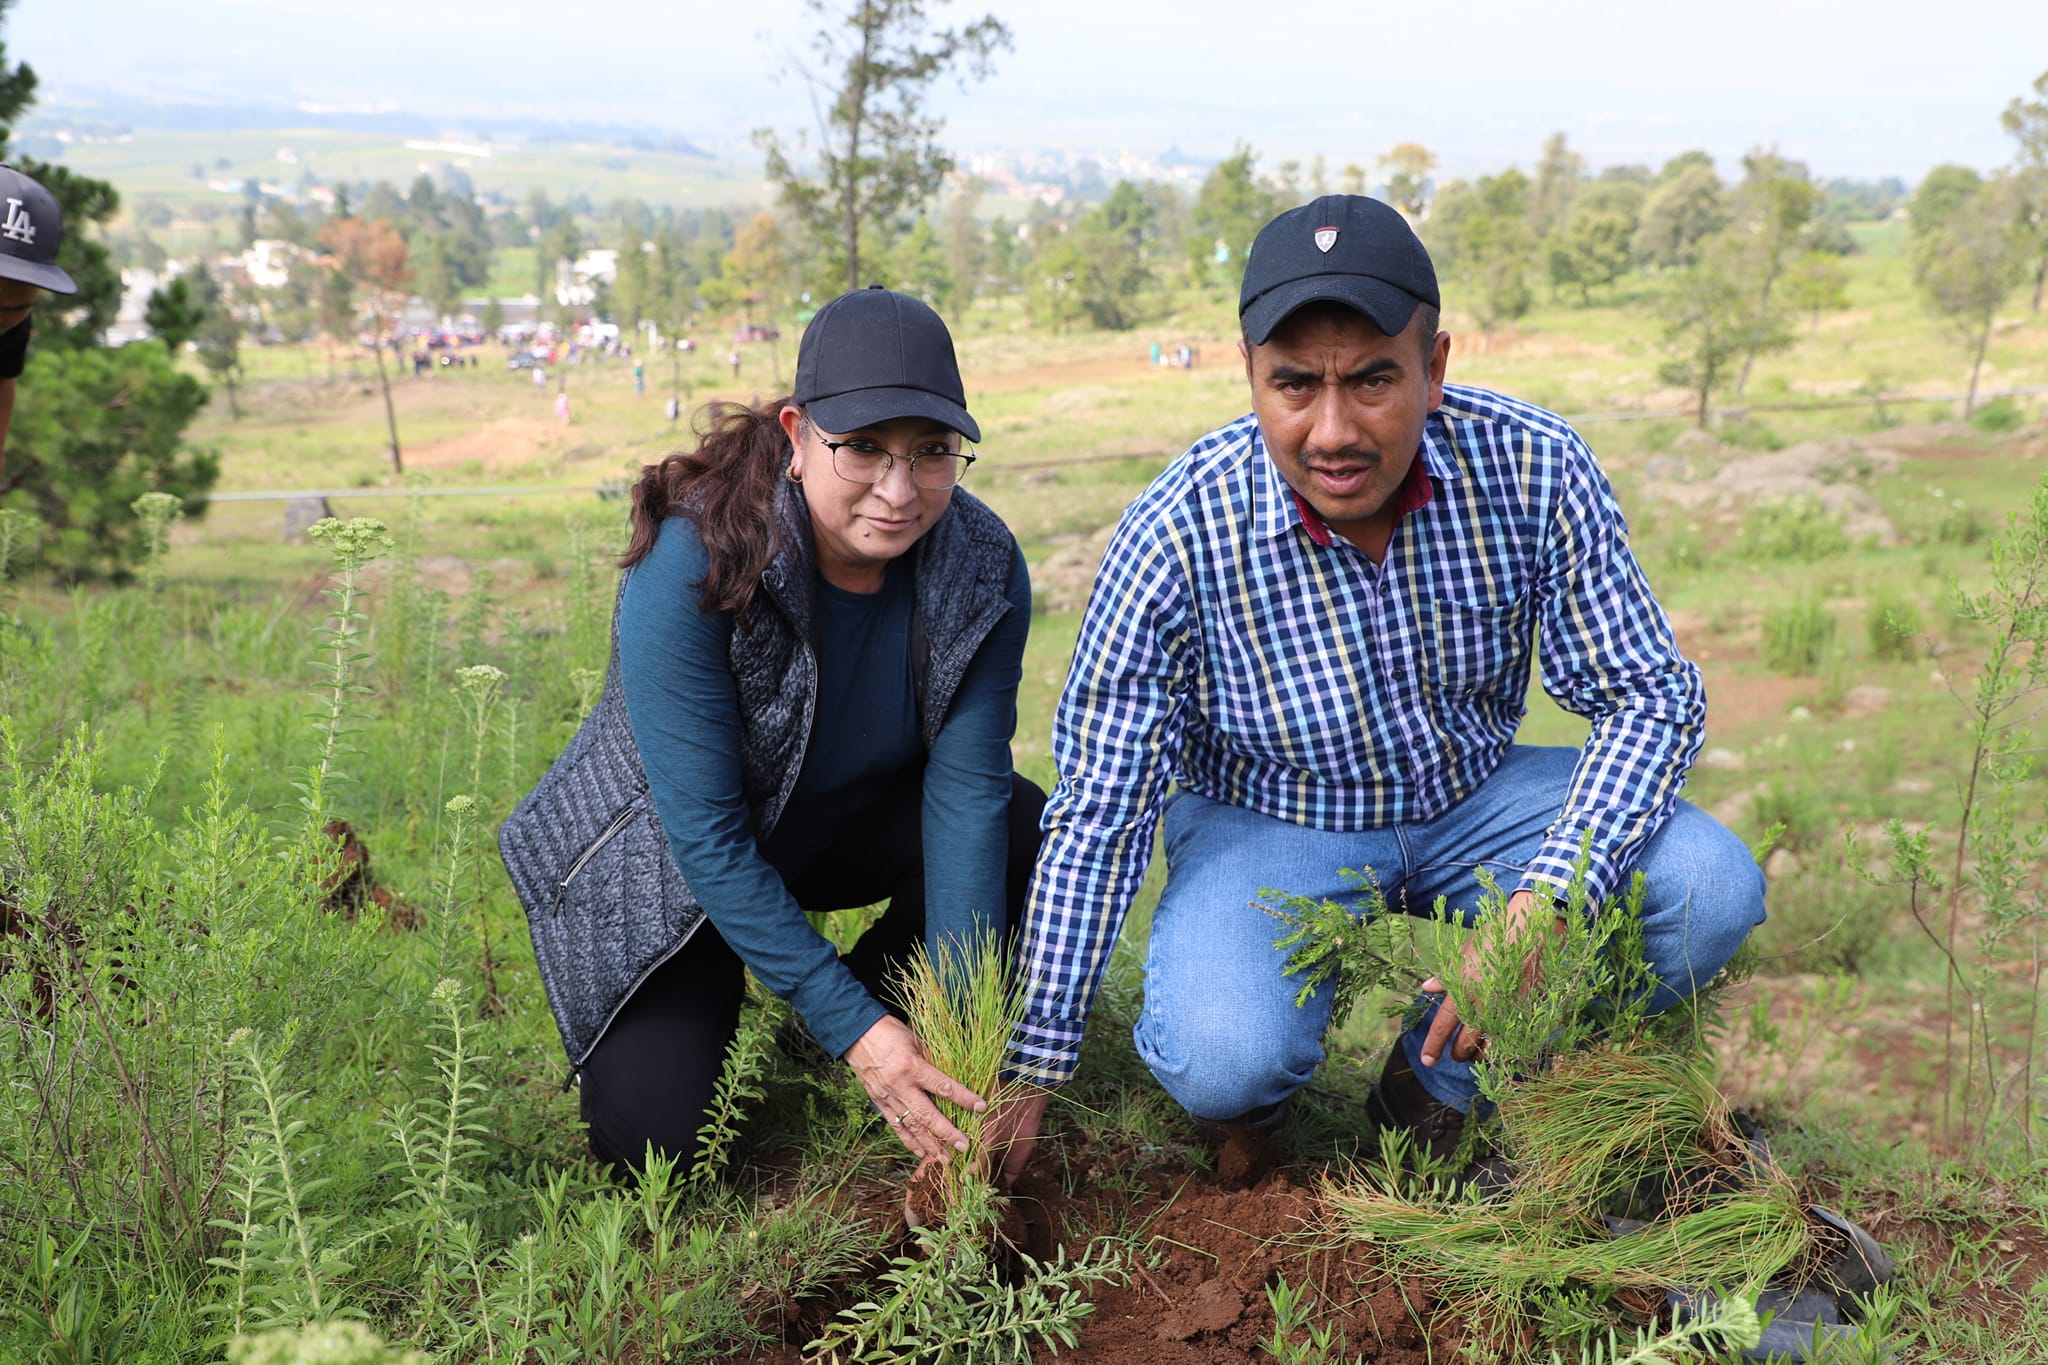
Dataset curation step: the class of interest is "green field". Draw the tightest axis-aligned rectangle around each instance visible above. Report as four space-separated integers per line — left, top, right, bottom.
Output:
43 125 772 212
4 209 2048 1362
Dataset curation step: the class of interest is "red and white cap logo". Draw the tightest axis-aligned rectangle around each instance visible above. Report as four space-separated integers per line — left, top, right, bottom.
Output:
1313 226 1338 253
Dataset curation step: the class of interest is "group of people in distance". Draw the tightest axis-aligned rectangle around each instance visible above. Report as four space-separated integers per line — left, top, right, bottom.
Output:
504 192 1768 1191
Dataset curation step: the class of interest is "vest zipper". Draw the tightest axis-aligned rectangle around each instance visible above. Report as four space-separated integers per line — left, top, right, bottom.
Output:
551 802 640 916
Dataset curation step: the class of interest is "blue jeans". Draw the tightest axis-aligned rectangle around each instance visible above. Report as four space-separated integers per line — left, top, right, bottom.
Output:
1131 746 1765 1119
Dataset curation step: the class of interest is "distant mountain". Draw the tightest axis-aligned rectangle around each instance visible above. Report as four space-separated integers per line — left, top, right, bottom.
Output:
26 91 716 158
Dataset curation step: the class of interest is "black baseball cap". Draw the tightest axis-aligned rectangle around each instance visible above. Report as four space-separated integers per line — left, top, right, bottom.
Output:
793 285 980 443
1239 194 1436 345
0 165 76 296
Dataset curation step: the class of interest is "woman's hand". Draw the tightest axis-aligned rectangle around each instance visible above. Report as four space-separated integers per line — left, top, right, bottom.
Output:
843 1014 987 1164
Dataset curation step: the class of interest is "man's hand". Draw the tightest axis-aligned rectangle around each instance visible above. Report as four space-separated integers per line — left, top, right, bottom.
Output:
1416 888 1565 1067
984 1085 1053 1188
843 1014 986 1164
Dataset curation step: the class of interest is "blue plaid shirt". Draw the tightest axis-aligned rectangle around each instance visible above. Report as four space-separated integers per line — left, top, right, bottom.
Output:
1009 385 1704 1086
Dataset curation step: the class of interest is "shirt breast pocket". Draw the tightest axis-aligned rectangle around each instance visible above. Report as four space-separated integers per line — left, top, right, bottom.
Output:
1427 593 1526 697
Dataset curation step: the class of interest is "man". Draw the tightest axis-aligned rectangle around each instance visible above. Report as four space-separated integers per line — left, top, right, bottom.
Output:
0 164 79 477
995 194 1763 1184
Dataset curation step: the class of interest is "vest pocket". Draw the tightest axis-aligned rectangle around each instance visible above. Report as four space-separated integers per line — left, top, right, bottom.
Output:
552 792 662 931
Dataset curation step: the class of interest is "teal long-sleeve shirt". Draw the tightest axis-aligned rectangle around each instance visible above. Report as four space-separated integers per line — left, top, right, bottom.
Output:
616 512 1031 1059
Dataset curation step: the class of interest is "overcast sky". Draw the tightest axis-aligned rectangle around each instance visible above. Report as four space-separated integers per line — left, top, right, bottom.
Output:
15 0 2047 181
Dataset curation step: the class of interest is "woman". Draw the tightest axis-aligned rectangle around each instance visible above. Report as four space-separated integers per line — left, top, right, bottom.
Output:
502 286 1038 1175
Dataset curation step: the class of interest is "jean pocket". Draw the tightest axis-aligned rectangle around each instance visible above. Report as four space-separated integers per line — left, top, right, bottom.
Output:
1427 595 1525 695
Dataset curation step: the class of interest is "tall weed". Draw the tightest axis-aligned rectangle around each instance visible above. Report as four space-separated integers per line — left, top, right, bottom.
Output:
1738 496 1850 562
1760 599 1836 674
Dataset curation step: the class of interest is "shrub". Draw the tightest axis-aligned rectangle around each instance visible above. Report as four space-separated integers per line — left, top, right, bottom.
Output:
1933 498 1987 546
1969 396 2024 433
1738 497 1850 562
3 343 219 579
1754 865 1888 974
1760 599 1836 674
1714 416 1784 451
1866 589 1924 661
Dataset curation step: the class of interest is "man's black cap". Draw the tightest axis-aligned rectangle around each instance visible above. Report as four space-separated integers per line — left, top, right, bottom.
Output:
793 284 979 443
1239 194 1436 345
0 165 77 296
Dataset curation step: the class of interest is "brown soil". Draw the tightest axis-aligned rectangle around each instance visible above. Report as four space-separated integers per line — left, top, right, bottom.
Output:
403 416 564 472
320 820 417 928
1044 1160 1441 1364
967 353 1167 395
730 1134 1466 1365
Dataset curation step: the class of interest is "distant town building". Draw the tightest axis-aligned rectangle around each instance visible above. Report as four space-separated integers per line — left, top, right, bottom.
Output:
554 249 619 308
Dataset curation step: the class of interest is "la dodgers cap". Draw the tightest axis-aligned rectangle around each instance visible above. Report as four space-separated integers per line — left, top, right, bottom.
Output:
793 285 980 443
1239 194 1436 345
0 165 77 296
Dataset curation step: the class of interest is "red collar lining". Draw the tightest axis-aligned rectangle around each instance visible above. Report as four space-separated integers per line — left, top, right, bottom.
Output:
1287 451 1434 546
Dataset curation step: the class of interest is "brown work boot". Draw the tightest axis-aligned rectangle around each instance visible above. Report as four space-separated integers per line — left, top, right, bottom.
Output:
1364 1047 1513 1200
1364 1046 1471 1166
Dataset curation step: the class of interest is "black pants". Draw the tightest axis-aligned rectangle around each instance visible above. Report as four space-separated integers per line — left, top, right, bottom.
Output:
578 771 1047 1176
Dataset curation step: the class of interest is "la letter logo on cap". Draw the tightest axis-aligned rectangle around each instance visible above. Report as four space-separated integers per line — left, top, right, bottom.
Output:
0 199 33 245
1313 226 1338 253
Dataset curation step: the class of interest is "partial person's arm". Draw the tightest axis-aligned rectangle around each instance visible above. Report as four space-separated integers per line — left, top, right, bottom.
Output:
920 541 1032 958
1006 513 1195 1089
617 520 886 1058
1524 436 1705 909
621 520 988 1160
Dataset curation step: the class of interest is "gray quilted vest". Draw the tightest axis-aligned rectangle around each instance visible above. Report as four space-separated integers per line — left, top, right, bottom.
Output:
499 478 1020 1067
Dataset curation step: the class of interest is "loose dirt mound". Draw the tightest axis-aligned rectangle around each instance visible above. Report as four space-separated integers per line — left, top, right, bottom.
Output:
404 417 564 473
1016 1147 1445 1364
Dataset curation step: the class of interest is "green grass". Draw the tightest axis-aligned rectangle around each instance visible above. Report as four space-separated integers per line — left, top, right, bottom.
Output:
6 242 2048 1359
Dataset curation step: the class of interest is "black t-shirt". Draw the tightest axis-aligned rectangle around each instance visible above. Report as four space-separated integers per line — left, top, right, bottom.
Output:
0 318 29 381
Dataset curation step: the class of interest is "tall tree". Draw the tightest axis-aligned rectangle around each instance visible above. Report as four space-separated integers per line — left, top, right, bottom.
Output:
610 232 651 331
536 215 583 299
317 264 356 380
193 300 243 420
889 214 955 315
1916 182 2027 418
1632 159 1726 269
1459 171 1537 350
707 210 789 326
1529 131 1584 238
320 215 411 472
143 277 207 353
1548 201 1635 304
2000 68 2048 310
756 0 1011 295
4 344 217 578
1658 262 1787 427
1782 250 1851 334
1721 149 1818 396
941 180 986 310
1272 158 1303 206
1188 146 1275 291
1909 164 1984 246
1379 143 1437 214
1054 180 1156 330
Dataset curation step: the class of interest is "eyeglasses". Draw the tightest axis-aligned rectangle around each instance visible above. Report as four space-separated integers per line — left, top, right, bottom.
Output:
818 437 977 490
